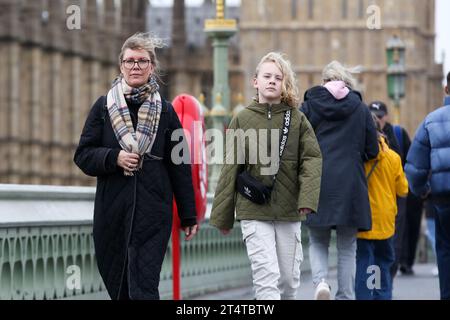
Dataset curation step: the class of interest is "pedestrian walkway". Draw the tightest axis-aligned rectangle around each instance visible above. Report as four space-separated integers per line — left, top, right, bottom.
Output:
190 263 440 300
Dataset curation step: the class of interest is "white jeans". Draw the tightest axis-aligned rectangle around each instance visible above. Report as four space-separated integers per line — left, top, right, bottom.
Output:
241 220 303 300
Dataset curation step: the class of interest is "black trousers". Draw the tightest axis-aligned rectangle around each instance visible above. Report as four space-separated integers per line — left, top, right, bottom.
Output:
391 197 407 279
400 193 424 268
434 201 450 300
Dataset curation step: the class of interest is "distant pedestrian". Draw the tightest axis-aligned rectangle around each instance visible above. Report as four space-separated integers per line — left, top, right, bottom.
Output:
355 113 408 300
405 71 450 300
300 61 379 300
424 198 439 276
368 101 422 278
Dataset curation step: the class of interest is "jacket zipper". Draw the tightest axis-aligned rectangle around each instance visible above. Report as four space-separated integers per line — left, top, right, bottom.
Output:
267 104 278 216
117 173 138 299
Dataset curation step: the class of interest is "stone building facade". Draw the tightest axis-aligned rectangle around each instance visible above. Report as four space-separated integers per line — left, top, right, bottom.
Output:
238 0 444 134
0 0 444 186
152 0 443 135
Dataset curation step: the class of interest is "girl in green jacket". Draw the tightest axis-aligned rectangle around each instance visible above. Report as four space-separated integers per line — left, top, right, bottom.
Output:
210 52 322 300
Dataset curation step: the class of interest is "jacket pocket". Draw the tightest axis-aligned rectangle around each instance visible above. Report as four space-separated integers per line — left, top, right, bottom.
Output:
240 221 267 264
241 220 257 243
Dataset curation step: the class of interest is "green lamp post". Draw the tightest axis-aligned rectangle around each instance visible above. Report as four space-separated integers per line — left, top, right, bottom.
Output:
386 35 406 124
204 0 237 193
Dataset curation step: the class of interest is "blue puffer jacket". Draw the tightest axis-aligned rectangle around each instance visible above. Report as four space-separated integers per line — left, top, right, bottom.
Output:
405 96 450 197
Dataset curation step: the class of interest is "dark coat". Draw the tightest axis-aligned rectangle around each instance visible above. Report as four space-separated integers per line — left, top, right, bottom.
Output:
382 122 411 165
300 86 379 231
74 96 196 300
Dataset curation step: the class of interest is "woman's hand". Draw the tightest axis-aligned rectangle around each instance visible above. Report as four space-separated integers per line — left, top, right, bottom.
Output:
220 229 231 236
117 150 140 171
184 224 199 241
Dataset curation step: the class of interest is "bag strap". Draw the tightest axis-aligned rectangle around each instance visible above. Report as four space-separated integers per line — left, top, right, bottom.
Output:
366 160 379 180
270 109 292 187
238 109 292 186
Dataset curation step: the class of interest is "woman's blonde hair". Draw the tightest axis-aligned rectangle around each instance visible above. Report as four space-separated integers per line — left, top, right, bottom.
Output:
119 32 166 78
254 52 300 107
322 60 360 90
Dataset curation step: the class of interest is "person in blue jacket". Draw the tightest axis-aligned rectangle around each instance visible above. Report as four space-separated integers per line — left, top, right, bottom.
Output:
405 71 450 300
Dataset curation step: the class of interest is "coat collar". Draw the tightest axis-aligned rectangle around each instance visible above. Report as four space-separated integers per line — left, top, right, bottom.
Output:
247 100 292 114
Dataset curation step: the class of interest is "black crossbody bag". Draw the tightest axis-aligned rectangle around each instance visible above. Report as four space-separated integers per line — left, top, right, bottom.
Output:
236 110 292 205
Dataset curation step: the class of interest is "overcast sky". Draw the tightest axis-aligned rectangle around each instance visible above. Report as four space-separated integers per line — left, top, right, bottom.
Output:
150 0 449 77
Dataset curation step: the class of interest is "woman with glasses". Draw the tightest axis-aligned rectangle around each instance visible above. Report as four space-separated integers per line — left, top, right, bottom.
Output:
74 33 198 300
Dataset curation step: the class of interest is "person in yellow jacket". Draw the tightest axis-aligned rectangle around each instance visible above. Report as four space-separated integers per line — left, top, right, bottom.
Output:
355 114 409 300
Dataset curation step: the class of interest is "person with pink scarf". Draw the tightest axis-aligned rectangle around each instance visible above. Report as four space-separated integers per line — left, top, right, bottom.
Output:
300 61 379 300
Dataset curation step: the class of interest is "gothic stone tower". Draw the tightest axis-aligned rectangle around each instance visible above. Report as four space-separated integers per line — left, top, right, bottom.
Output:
0 0 147 185
239 0 443 135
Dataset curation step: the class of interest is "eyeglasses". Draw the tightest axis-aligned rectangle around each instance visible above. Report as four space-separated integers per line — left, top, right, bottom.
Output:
122 59 151 70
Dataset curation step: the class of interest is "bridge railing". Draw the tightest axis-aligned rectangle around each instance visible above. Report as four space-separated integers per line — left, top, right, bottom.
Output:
0 184 339 300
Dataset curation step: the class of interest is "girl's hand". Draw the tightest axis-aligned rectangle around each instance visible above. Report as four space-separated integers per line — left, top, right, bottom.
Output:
299 208 312 218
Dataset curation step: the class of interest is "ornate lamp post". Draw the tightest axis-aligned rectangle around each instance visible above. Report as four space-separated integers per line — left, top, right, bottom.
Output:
204 0 237 193
386 35 406 124
204 0 237 112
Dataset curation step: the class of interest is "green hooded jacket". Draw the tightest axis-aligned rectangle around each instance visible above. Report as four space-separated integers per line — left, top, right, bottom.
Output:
210 101 322 230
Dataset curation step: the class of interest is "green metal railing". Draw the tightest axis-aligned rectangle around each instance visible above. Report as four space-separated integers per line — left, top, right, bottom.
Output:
0 225 103 299
160 223 252 299
0 184 341 300
0 217 251 300
0 185 254 300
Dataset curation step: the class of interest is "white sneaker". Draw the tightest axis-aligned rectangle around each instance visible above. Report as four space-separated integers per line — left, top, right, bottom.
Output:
314 279 331 300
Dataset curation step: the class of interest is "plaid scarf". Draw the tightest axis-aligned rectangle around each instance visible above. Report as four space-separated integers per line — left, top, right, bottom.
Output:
106 75 162 176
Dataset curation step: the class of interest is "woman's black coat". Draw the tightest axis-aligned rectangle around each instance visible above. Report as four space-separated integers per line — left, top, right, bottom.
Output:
74 96 196 299
300 86 379 231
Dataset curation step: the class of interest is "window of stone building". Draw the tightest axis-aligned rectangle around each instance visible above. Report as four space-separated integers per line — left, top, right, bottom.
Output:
358 0 365 19
40 10 50 25
426 3 432 31
291 0 297 19
308 0 314 19
342 0 348 19
114 0 121 31
96 0 105 27
232 50 240 65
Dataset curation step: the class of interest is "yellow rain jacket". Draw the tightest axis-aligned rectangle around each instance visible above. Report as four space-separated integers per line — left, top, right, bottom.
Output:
357 137 409 240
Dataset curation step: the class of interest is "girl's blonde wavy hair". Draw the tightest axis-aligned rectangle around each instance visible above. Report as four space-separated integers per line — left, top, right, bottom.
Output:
254 52 300 107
